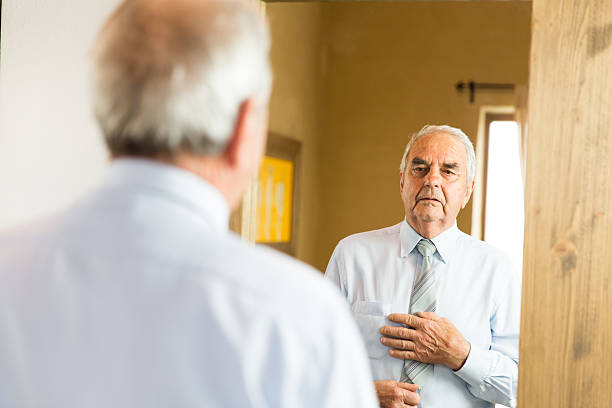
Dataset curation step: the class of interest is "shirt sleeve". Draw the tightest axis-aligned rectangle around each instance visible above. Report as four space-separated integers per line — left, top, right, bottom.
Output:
276 277 378 408
453 260 521 407
315 296 379 408
319 243 380 407
324 243 347 296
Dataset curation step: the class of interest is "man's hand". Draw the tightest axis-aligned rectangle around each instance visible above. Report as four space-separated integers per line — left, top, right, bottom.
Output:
379 312 471 371
374 380 420 408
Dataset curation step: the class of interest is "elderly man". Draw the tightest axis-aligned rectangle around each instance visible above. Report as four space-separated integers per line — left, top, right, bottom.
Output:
325 125 520 408
0 1 378 407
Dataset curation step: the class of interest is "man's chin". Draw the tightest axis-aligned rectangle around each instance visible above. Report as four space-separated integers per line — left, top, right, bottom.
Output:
412 210 444 222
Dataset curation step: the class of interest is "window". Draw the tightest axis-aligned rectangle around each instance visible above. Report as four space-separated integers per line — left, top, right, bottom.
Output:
482 119 524 272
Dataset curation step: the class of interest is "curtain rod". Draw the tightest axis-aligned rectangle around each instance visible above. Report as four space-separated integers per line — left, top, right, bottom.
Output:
455 81 515 103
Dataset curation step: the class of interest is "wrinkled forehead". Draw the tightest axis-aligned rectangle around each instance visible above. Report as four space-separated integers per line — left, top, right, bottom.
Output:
408 132 467 166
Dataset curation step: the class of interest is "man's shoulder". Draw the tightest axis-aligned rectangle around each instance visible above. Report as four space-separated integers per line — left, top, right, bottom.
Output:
0 213 64 257
336 221 402 250
454 230 518 273
210 236 360 343
221 235 342 305
456 230 510 256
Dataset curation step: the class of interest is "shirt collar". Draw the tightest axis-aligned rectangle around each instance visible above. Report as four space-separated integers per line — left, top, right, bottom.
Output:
105 158 230 233
399 219 460 263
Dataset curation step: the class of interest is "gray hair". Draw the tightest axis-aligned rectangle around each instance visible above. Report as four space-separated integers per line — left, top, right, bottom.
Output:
91 0 271 158
399 125 476 184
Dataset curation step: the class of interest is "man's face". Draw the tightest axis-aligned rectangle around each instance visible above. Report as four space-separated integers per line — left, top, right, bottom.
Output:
400 132 474 234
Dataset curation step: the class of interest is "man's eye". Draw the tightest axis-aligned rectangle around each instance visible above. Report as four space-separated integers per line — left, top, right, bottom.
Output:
413 167 426 172
443 169 455 175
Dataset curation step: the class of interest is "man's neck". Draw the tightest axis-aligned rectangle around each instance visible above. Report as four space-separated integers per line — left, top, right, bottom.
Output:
406 217 454 239
143 153 243 210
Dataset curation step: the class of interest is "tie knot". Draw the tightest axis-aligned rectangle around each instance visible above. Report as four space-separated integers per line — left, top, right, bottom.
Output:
416 239 436 258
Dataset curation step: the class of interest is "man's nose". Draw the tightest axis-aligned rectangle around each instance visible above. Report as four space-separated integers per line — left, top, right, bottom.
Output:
424 166 442 187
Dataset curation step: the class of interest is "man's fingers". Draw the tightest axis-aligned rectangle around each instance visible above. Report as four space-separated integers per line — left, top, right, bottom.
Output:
380 325 416 339
387 313 421 327
396 382 419 392
416 311 440 321
389 349 418 361
380 336 415 350
399 387 420 405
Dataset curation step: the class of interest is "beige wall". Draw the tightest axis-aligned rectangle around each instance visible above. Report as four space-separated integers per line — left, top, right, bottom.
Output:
267 2 531 271
266 3 325 266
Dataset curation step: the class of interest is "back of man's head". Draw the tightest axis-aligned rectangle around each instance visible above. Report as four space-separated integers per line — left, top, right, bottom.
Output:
91 0 271 159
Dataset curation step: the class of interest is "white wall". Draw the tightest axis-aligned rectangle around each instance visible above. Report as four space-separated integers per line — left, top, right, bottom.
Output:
0 0 121 229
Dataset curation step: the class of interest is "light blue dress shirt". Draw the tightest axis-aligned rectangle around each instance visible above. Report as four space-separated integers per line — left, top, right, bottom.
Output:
325 220 520 407
0 158 378 408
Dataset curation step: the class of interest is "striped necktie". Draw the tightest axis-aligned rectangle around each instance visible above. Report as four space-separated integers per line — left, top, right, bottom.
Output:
400 239 437 385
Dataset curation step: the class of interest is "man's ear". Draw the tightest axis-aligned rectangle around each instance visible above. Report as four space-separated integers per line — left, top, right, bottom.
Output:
224 99 261 171
461 179 475 208
400 171 404 191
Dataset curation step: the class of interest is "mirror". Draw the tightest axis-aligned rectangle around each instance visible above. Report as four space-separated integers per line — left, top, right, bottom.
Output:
260 3 528 406
263 1 531 272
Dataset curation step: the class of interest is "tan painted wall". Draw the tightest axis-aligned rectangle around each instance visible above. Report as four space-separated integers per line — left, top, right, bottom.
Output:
266 3 324 266
267 2 531 271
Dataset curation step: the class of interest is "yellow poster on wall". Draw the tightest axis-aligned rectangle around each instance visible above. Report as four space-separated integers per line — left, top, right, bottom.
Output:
255 157 293 243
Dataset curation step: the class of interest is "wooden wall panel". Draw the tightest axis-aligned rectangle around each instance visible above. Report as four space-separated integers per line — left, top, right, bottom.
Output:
519 0 612 406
